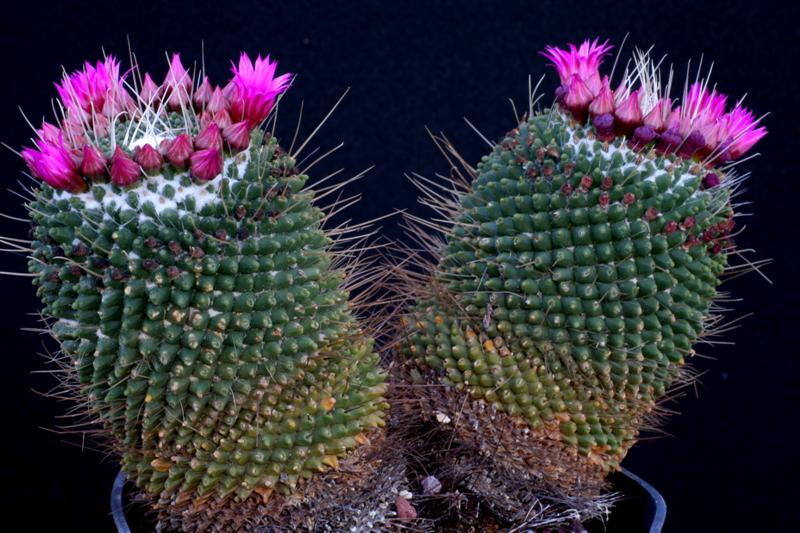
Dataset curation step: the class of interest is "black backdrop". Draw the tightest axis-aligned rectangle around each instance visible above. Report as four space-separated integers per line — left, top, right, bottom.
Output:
0 1 797 531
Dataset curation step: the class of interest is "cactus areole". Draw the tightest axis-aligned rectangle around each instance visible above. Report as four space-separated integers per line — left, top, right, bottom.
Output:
400 38 766 506
18 52 392 530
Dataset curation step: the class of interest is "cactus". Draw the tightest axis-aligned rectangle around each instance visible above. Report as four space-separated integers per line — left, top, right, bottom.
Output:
13 52 404 531
397 39 766 527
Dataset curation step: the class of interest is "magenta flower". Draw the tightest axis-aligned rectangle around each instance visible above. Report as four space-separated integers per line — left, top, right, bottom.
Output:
190 148 223 181
540 38 613 96
110 147 140 187
680 83 728 137
56 56 127 120
539 38 767 163
229 53 292 127
21 136 86 192
718 105 767 159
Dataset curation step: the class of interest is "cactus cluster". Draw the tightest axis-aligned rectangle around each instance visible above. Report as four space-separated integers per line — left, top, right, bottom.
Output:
8 36 767 533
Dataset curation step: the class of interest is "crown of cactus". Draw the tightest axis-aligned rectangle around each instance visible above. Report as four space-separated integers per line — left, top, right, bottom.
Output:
15 51 394 530
398 38 766 522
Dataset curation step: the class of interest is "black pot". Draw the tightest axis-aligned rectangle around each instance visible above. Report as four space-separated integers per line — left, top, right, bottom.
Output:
111 468 666 532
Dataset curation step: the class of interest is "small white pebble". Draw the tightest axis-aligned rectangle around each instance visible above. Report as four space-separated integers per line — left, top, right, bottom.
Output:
435 412 451 424
399 489 413 500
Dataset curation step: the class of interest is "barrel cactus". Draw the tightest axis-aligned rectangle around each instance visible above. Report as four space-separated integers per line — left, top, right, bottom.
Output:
397 39 766 527
13 51 404 531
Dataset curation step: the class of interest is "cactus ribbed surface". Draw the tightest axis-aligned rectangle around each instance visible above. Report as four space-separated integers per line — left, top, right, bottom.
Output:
403 112 728 468
397 38 764 527
29 130 387 524
16 52 400 531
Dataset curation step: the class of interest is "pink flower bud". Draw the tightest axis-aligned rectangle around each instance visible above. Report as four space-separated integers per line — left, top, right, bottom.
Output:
164 53 191 110
677 130 705 159
80 144 108 179
223 80 237 101
190 148 223 181
134 144 164 174
213 109 233 129
194 122 222 150
198 110 214 129
630 125 657 149
166 134 193 168
643 98 670 131
656 128 682 155
223 121 253 151
207 87 228 114
564 75 594 121
194 76 214 108
140 73 160 103
592 113 615 142
614 90 643 135
37 122 63 144
110 146 141 187
588 77 614 117
665 106 682 130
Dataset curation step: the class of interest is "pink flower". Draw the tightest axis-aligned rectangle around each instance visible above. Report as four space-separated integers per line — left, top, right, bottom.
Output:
22 136 86 192
166 134 194 168
134 144 164 174
229 52 292 127
79 144 107 179
223 120 253 151
718 105 767 159
540 38 612 96
194 122 222 150
56 56 130 122
190 148 223 181
164 53 191 110
110 146 140 186
682 83 727 134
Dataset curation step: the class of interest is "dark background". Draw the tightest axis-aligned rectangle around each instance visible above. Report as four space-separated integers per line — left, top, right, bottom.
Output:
1 1 797 531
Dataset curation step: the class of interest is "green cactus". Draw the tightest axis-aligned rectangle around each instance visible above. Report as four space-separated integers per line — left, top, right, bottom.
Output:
402 111 729 459
28 129 389 525
15 52 404 531
397 39 762 526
